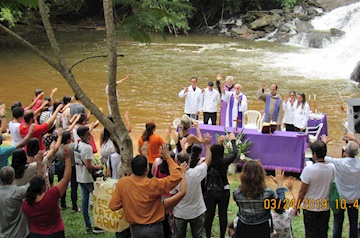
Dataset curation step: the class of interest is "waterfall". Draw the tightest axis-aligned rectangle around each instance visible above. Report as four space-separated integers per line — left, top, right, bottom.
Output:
274 1 360 80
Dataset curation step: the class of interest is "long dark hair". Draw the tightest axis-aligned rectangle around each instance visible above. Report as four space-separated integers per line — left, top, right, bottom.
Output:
27 138 40 157
26 176 46 205
141 122 156 141
297 92 306 110
102 115 114 143
189 144 202 168
11 149 28 179
210 142 224 169
239 160 266 199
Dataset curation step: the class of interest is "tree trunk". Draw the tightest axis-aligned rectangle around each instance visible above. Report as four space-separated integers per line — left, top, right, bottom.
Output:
102 0 133 176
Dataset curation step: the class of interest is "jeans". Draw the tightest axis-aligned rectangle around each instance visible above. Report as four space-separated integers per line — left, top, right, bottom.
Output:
303 209 330 238
333 203 358 238
56 163 66 208
79 182 94 228
203 112 217 125
131 222 163 238
205 189 230 238
174 213 205 238
71 166 79 211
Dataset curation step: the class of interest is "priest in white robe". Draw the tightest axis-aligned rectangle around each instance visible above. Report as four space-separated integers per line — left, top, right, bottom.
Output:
222 84 248 128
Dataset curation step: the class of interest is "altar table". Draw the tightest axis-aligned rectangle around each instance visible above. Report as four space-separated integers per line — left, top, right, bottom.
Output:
188 124 308 173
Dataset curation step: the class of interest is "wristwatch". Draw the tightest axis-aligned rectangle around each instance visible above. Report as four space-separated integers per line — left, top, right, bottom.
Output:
0 115 5 119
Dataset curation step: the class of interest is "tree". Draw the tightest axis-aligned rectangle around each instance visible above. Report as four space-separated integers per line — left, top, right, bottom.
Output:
0 0 193 174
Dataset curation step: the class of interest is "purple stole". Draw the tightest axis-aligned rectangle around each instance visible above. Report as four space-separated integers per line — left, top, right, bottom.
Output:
228 94 243 128
265 94 280 122
220 86 234 126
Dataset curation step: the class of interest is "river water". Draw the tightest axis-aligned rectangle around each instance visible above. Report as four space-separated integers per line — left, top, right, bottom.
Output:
0 30 359 141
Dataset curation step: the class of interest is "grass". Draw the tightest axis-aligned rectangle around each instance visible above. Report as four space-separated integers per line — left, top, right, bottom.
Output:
57 173 353 238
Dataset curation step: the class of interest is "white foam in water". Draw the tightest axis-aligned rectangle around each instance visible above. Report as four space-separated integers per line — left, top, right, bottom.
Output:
271 2 360 80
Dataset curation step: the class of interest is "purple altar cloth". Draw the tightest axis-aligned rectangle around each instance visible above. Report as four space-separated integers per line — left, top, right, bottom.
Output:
307 114 328 139
188 124 308 173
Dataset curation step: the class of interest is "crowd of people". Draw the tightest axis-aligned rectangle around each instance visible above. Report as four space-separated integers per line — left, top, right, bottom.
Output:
0 76 359 238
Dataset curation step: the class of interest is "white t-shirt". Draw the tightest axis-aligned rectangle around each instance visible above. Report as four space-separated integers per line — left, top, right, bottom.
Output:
106 152 121 179
9 121 22 146
172 162 208 219
74 141 94 183
300 162 334 211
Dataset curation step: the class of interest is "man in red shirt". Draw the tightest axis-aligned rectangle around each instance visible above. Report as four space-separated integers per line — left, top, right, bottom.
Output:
19 104 63 151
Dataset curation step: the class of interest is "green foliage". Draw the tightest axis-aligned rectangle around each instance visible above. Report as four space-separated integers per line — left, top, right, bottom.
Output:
216 128 253 160
0 0 38 27
282 0 297 9
114 0 194 38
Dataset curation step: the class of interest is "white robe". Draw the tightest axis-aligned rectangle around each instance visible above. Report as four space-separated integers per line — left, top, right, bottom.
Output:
222 91 248 128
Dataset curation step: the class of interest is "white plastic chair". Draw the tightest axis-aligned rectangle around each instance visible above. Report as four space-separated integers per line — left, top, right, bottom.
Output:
257 114 265 130
244 110 261 130
172 118 181 129
306 123 324 143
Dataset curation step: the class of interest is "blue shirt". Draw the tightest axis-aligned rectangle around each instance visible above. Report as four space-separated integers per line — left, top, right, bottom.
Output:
0 146 16 169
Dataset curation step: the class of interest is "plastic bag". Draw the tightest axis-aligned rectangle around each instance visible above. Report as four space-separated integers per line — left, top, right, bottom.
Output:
93 178 129 232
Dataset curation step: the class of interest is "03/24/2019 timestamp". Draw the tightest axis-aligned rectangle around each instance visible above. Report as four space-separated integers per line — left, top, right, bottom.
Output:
263 198 359 210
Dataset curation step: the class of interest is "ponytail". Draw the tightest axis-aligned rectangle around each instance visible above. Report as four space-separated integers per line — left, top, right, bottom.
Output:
141 122 156 141
26 176 45 206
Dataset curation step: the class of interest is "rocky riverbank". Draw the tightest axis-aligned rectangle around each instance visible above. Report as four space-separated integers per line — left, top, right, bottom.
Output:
196 0 357 48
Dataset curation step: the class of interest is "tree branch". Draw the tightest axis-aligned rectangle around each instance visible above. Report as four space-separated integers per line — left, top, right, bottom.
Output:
70 54 124 70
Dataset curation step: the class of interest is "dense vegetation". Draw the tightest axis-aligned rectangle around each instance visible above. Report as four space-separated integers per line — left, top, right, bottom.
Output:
1 0 296 34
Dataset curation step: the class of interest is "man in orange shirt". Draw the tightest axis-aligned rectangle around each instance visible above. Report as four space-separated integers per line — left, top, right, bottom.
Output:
109 145 182 237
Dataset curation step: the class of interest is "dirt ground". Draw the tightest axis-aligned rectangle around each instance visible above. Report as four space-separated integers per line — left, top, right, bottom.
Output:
2 127 345 200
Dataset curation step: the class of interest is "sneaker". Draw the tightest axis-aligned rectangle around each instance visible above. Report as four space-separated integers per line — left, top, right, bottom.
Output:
92 227 105 234
85 227 92 234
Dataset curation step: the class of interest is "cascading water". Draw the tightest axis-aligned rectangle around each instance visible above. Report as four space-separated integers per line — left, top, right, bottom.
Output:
273 1 360 80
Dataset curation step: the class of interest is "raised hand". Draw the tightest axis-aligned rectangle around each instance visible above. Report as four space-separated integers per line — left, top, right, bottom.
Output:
203 133 212 146
216 73 223 80
180 162 189 175
261 82 266 89
160 143 170 159
270 167 284 186
228 132 236 141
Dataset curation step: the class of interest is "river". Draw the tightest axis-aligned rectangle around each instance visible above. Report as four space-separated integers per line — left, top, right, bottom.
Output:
0 30 358 142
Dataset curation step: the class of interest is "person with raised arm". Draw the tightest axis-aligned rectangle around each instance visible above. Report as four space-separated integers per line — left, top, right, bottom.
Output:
178 76 203 120
109 144 182 238
256 83 283 130
172 133 212 238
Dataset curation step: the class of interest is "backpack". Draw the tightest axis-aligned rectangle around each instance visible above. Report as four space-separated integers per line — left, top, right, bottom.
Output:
205 167 224 200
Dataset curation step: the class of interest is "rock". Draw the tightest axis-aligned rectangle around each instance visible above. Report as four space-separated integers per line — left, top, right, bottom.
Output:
231 25 249 35
279 24 291 33
306 32 331 48
312 0 359 11
264 25 276 33
295 19 314 33
250 15 274 29
350 61 360 82
330 28 345 36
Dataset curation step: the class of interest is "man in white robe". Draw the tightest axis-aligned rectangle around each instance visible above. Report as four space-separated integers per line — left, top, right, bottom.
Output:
222 84 248 128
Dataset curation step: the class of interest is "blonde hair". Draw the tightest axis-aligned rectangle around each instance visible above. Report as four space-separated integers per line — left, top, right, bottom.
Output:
180 114 191 130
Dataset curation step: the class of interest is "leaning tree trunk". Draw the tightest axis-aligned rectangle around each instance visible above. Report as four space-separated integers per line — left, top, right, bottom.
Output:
0 0 134 174
102 0 133 175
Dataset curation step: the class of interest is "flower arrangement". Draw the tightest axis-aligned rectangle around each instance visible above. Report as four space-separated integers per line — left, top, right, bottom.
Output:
216 128 253 161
